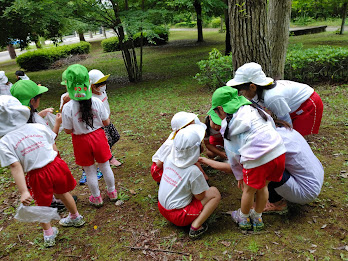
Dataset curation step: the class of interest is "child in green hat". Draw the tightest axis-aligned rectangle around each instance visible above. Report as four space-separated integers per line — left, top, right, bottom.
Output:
208 86 286 231
61 64 117 207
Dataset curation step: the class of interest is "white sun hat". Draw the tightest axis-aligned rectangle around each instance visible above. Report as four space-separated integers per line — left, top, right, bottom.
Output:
0 71 8 85
171 111 206 132
226 62 274 87
89 69 110 85
170 124 206 168
0 95 30 137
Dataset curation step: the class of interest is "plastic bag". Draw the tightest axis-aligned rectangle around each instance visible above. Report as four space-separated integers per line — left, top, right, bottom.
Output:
14 204 61 223
44 112 64 133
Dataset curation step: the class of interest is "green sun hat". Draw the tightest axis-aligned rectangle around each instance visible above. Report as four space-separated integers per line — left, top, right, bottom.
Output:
10 80 48 107
208 86 252 117
65 64 91 101
61 70 67 86
210 110 222 126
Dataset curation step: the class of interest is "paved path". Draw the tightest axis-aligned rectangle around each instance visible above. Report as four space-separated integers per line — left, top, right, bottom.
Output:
1 26 346 63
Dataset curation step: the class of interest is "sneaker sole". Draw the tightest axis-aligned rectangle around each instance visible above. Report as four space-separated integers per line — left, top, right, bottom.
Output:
253 224 264 232
89 201 104 208
189 225 209 240
59 220 86 227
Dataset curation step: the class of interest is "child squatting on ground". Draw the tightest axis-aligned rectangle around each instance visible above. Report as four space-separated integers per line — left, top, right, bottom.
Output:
209 86 286 231
151 111 208 184
0 71 12 96
61 64 117 207
203 114 226 161
157 124 221 239
226 62 323 137
0 95 85 247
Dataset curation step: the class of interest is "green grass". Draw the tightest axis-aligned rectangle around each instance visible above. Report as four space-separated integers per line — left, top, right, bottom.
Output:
0 29 347 260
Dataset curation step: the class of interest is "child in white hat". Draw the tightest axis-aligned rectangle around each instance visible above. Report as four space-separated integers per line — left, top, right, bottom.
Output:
151 111 208 183
0 71 12 96
158 124 221 239
226 62 323 136
89 69 122 167
0 95 85 247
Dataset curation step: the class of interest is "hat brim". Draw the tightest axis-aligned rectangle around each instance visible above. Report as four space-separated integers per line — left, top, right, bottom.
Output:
60 80 67 86
209 111 222 125
252 77 274 86
226 78 247 87
94 74 110 84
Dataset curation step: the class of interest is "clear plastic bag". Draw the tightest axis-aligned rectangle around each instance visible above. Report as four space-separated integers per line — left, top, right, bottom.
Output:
14 204 61 223
44 112 63 133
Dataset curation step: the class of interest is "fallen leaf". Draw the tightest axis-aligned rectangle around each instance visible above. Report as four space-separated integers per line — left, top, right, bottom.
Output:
340 173 348 179
115 200 124 206
130 190 136 195
223 250 228 255
311 244 317 248
160 112 167 116
273 242 279 245
221 241 231 247
321 224 327 229
309 249 316 254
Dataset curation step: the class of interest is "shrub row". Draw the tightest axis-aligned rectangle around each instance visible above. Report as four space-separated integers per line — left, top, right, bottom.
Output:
16 42 91 71
101 27 169 53
195 45 348 89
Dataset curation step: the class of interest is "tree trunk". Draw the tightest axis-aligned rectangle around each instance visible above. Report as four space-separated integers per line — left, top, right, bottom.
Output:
193 0 204 42
112 1 140 82
89 31 93 38
7 44 16 59
340 2 347 35
268 0 292 80
78 30 86 42
228 0 271 74
102 27 107 38
224 0 231 55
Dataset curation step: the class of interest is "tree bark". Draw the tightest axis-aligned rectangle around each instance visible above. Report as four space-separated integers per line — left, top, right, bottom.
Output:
89 31 93 38
224 0 231 55
78 30 86 42
268 0 292 80
7 44 16 59
193 0 204 42
340 2 347 35
228 0 271 74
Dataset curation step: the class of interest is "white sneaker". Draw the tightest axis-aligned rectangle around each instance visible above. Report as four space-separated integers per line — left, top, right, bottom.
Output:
44 227 59 247
59 215 85 227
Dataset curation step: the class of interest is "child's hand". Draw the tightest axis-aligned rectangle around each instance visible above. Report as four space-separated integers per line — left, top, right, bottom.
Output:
55 113 62 125
237 180 244 191
38 108 54 117
20 191 33 206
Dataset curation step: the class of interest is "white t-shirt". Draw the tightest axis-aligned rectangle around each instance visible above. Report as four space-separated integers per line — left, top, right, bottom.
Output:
152 133 174 163
276 127 324 204
0 124 58 172
62 97 109 135
263 80 314 124
92 91 110 117
33 112 57 139
158 159 209 210
0 82 12 96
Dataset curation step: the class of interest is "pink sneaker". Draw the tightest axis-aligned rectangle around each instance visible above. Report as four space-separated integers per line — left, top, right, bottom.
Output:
107 189 118 202
89 195 103 207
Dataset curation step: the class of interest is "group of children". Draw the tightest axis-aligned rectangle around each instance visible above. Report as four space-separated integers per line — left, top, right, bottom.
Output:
0 64 120 247
0 61 325 245
152 62 324 239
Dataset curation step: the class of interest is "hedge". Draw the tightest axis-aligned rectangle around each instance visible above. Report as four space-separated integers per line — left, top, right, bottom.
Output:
195 45 348 89
101 27 169 53
16 42 91 71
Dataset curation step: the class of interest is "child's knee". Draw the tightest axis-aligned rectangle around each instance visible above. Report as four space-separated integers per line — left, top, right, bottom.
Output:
208 187 221 200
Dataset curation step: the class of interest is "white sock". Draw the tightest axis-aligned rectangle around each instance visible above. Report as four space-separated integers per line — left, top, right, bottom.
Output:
98 161 116 193
239 209 250 218
83 164 100 197
251 208 262 218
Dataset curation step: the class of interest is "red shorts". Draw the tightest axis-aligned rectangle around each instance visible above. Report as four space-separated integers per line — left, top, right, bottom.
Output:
290 91 323 136
151 162 163 183
209 135 224 147
26 156 77 206
243 154 285 190
72 128 112 166
158 198 203 227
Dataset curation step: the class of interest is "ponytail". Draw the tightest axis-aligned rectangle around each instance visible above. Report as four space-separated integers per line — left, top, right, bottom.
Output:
205 116 211 137
79 99 94 130
254 82 277 103
27 94 42 123
224 113 233 141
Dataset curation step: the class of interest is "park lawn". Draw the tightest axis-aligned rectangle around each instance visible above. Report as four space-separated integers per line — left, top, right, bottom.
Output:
0 30 347 260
